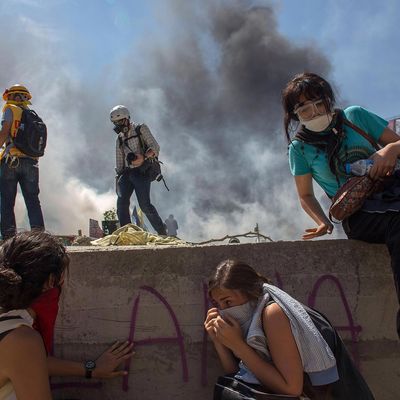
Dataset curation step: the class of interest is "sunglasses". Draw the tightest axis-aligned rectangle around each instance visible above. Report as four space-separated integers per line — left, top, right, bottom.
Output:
294 99 328 121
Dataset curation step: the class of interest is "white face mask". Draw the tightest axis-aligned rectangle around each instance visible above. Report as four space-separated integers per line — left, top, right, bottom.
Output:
300 113 333 132
219 301 255 334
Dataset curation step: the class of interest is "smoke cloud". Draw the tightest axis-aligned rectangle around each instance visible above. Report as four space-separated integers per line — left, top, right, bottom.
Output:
0 0 341 241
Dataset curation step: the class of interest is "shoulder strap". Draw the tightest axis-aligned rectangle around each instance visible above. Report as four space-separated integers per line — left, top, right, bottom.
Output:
134 124 142 136
343 119 380 151
134 124 148 153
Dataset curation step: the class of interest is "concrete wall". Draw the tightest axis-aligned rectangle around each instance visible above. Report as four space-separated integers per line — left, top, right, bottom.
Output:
52 240 400 400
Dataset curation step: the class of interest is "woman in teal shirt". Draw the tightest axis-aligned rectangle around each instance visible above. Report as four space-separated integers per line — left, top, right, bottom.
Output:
282 72 400 339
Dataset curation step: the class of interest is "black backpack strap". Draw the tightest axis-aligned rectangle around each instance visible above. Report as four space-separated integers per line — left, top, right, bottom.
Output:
161 176 170 191
133 124 170 190
134 124 148 153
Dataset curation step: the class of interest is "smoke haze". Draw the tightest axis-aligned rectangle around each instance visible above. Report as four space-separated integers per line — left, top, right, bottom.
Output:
0 0 339 241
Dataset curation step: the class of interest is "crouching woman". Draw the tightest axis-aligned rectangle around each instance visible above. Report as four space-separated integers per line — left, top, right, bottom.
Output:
204 259 374 399
0 232 133 400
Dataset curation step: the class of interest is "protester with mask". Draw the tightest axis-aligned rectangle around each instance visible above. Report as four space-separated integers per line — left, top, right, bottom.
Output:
110 105 167 236
0 232 134 400
0 85 46 240
205 259 374 399
282 72 400 339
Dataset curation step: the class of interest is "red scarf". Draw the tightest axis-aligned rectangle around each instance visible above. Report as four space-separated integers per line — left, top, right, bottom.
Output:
30 287 61 354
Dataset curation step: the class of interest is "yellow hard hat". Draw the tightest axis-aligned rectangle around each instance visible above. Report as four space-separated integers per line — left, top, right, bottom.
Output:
2 84 32 101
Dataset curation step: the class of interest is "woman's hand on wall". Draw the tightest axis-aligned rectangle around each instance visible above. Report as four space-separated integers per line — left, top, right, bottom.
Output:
295 175 333 239
302 222 333 240
93 341 134 379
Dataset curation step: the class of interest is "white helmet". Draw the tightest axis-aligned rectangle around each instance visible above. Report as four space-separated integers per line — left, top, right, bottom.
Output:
110 105 130 123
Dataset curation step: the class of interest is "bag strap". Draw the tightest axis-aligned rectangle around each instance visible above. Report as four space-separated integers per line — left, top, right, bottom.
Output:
343 119 380 151
133 124 170 190
134 124 148 154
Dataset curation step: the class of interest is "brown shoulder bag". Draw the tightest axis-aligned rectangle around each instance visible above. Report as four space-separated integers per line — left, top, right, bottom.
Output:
329 120 383 222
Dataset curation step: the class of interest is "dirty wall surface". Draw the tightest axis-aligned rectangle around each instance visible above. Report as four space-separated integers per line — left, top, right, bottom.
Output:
53 240 400 400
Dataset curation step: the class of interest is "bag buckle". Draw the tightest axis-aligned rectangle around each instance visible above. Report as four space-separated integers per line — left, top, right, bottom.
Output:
6 154 19 168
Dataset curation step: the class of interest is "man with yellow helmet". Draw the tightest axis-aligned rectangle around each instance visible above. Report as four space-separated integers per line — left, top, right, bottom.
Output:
0 84 45 239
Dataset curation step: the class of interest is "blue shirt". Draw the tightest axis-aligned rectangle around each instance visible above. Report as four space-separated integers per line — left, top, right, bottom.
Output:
288 106 388 197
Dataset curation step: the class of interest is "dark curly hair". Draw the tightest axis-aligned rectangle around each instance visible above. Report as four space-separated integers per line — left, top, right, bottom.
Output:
0 231 69 312
208 259 270 302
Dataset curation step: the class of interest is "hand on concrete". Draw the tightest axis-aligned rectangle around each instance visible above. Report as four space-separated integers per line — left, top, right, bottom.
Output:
204 308 220 343
212 315 244 351
93 341 134 379
302 222 333 240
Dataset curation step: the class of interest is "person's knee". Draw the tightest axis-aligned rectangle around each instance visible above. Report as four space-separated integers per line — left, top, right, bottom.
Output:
23 193 41 210
21 181 40 198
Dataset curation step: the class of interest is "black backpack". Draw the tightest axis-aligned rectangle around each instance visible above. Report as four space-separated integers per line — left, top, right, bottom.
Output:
13 108 47 157
133 125 169 190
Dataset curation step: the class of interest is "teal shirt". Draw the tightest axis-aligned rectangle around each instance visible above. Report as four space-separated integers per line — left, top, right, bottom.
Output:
288 106 388 197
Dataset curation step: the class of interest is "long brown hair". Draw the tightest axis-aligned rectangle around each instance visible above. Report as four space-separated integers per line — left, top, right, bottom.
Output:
0 232 69 312
282 72 335 141
208 259 270 301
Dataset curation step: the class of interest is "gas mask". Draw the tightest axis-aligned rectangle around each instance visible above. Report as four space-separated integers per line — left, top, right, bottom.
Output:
113 119 130 134
300 113 333 132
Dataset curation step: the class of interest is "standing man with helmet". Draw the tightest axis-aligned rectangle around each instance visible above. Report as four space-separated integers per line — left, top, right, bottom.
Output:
110 105 167 236
0 84 46 239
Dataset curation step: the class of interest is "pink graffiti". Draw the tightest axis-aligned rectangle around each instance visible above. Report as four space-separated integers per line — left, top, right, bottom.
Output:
308 274 362 366
122 285 189 392
52 274 363 395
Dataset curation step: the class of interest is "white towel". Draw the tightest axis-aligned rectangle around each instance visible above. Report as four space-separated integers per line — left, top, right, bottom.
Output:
236 284 338 386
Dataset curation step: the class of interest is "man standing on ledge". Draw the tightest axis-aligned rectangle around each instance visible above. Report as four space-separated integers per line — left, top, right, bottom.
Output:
110 105 167 236
0 84 45 239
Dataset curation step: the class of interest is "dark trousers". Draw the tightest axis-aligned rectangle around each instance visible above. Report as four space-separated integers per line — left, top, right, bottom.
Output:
116 169 166 235
0 158 45 239
343 210 400 338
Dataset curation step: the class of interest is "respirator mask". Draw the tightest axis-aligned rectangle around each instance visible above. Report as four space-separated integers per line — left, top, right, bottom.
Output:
113 118 130 134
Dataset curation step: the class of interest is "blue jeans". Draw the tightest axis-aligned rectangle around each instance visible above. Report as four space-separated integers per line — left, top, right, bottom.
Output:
116 168 166 235
0 158 45 238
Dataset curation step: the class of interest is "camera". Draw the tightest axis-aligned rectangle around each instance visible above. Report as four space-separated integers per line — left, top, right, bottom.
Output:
126 152 137 164
156 173 163 182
